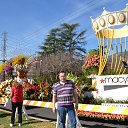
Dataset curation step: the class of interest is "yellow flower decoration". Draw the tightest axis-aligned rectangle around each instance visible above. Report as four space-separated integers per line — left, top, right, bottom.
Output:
0 63 5 73
11 55 28 66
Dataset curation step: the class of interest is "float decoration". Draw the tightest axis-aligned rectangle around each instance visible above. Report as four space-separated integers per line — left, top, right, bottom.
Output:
82 55 100 69
90 4 128 88
91 4 128 75
0 55 41 98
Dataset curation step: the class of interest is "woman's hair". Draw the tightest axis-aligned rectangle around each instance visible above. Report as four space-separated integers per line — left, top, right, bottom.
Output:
17 70 27 78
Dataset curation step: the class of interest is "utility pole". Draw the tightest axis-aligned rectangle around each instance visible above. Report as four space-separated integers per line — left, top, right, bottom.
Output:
0 32 7 81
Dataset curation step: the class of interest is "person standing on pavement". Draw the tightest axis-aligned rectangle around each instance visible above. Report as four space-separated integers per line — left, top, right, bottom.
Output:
10 75 24 127
52 71 78 128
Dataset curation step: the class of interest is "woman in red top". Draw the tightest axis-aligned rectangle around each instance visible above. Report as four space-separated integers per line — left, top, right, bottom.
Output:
10 80 23 127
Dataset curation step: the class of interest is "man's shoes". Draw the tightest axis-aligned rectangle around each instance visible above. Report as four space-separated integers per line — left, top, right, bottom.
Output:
18 123 22 127
10 123 13 127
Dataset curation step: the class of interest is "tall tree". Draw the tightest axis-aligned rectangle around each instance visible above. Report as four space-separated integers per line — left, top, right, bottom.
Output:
37 23 87 81
38 28 62 56
59 23 86 57
38 23 87 58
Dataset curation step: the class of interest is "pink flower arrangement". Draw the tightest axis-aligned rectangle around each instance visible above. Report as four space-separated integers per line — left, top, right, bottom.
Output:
82 55 100 69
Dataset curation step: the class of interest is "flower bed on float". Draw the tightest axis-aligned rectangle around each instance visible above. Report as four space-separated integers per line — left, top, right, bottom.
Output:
0 79 52 101
76 110 128 124
23 81 52 101
0 55 53 101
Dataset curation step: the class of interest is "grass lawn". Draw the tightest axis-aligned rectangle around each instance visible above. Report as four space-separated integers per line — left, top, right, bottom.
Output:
0 110 56 128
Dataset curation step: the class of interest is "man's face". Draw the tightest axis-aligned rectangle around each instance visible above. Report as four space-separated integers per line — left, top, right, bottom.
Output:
59 73 66 82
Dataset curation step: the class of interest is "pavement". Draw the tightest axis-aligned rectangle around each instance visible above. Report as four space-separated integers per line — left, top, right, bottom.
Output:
0 104 128 128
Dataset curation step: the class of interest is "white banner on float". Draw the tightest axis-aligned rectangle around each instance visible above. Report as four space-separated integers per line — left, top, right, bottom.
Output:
94 74 128 100
96 74 128 86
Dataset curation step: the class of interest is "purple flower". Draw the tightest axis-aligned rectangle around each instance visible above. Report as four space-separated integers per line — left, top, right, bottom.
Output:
4 65 14 72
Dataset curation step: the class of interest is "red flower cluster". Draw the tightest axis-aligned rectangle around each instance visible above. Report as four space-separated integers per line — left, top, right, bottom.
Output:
23 81 50 100
76 110 128 121
82 55 100 69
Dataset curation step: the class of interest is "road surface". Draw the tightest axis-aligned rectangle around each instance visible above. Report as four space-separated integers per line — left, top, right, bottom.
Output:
0 104 127 128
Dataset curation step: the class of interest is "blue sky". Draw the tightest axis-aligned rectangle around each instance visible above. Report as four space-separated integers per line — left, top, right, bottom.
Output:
0 0 127 59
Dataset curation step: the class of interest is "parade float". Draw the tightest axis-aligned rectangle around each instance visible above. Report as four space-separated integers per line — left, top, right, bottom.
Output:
0 5 128 124
0 55 50 100
90 4 128 101
78 4 128 122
